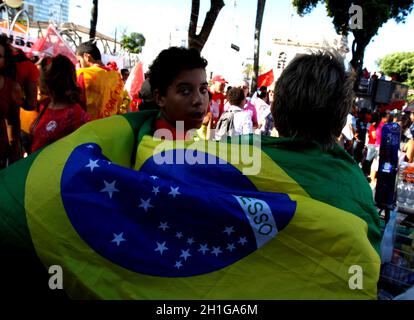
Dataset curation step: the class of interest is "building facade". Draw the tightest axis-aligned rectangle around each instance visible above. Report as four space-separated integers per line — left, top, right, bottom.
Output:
271 35 349 81
23 0 69 24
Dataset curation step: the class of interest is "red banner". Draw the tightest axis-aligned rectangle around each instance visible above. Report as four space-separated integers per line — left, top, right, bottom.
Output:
29 25 77 65
124 62 144 99
257 69 274 88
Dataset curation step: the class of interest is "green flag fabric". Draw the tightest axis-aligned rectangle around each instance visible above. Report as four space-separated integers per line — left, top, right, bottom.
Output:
0 110 381 299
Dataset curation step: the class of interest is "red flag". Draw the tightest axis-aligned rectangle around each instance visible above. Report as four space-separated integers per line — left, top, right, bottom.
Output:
124 61 144 99
30 24 77 65
257 69 274 88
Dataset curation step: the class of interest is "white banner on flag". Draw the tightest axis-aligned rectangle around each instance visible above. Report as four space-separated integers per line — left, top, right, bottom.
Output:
0 27 37 53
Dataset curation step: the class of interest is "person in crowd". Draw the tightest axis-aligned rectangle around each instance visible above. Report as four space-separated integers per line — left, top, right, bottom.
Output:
120 68 130 82
251 85 270 134
214 87 253 140
0 49 381 300
268 89 275 105
224 85 232 103
150 47 209 138
271 52 380 295
339 110 355 155
362 113 378 178
258 85 269 104
0 35 23 169
195 91 213 140
354 108 369 164
238 80 258 129
402 111 414 162
76 41 124 119
137 79 159 111
10 40 39 112
0 35 39 159
30 55 90 152
208 74 227 128
370 112 389 185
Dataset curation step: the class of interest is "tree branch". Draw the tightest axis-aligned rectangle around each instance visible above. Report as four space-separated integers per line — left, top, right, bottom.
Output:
189 0 224 52
188 0 200 41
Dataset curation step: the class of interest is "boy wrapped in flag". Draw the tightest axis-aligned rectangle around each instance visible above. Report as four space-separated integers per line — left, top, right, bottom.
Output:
0 48 380 299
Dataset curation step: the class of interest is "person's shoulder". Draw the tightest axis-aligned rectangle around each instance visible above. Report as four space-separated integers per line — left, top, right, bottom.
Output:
76 67 86 75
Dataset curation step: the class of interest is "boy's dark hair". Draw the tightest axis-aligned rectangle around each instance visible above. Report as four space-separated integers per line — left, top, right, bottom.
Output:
76 41 101 61
40 54 81 104
227 87 245 107
121 68 129 76
148 47 208 96
272 50 356 149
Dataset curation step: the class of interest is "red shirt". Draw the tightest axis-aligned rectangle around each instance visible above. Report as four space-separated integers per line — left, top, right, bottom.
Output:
12 51 40 86
155 117 197 140
31 103 90 152
368 125 376 145
209 92 225 120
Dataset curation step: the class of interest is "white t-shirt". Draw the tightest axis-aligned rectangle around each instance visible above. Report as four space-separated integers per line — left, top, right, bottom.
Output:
341 113 354 141
227 105 253 136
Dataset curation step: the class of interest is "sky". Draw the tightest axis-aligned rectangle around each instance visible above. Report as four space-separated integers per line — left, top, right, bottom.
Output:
69 0 414 79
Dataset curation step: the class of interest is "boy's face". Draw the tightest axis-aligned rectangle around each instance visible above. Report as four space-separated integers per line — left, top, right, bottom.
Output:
76 53 91 68
157 68 209 131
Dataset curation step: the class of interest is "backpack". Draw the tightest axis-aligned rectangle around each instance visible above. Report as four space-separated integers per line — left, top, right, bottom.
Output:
214 109 241 141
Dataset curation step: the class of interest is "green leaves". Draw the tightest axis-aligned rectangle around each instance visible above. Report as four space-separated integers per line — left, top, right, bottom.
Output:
378 52 414 87
120 32 146 54
292 0 414 71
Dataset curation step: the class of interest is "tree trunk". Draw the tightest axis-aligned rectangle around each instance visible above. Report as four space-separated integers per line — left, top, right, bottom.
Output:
251 0 266 94
350 29 375 75
89 0 98 41
188 0 224 52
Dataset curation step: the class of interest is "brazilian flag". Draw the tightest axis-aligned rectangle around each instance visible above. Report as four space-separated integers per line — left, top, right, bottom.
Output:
0 110 381 299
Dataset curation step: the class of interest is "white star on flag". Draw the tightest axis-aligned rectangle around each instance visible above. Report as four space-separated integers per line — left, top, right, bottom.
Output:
86 145 94 149
211 246 223 257
139 198 154 212
152 186 160 196
187 238 195 245
100 180 119 199
85 159 100 172
154 241 168 255
238 237 248 246
198 244 210 255
175 232 183 239
223 226 235 236
111 232 126 246
180 249 192 261
158 222 170 231
174 261 183 269
150 176 159 180
106 161 112 165
168 186 181 198
226 243 236 252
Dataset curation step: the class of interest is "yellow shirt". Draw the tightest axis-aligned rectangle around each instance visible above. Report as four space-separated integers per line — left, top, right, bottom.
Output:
77 65 124 119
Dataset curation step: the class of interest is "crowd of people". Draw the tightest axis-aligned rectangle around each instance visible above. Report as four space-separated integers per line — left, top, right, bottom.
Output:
2 34 412 172
1 39 413 299
0 37 130 168
338 105 414 188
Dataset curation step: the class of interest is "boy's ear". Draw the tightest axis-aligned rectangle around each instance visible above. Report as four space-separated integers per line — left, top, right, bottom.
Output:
154 89 165 108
